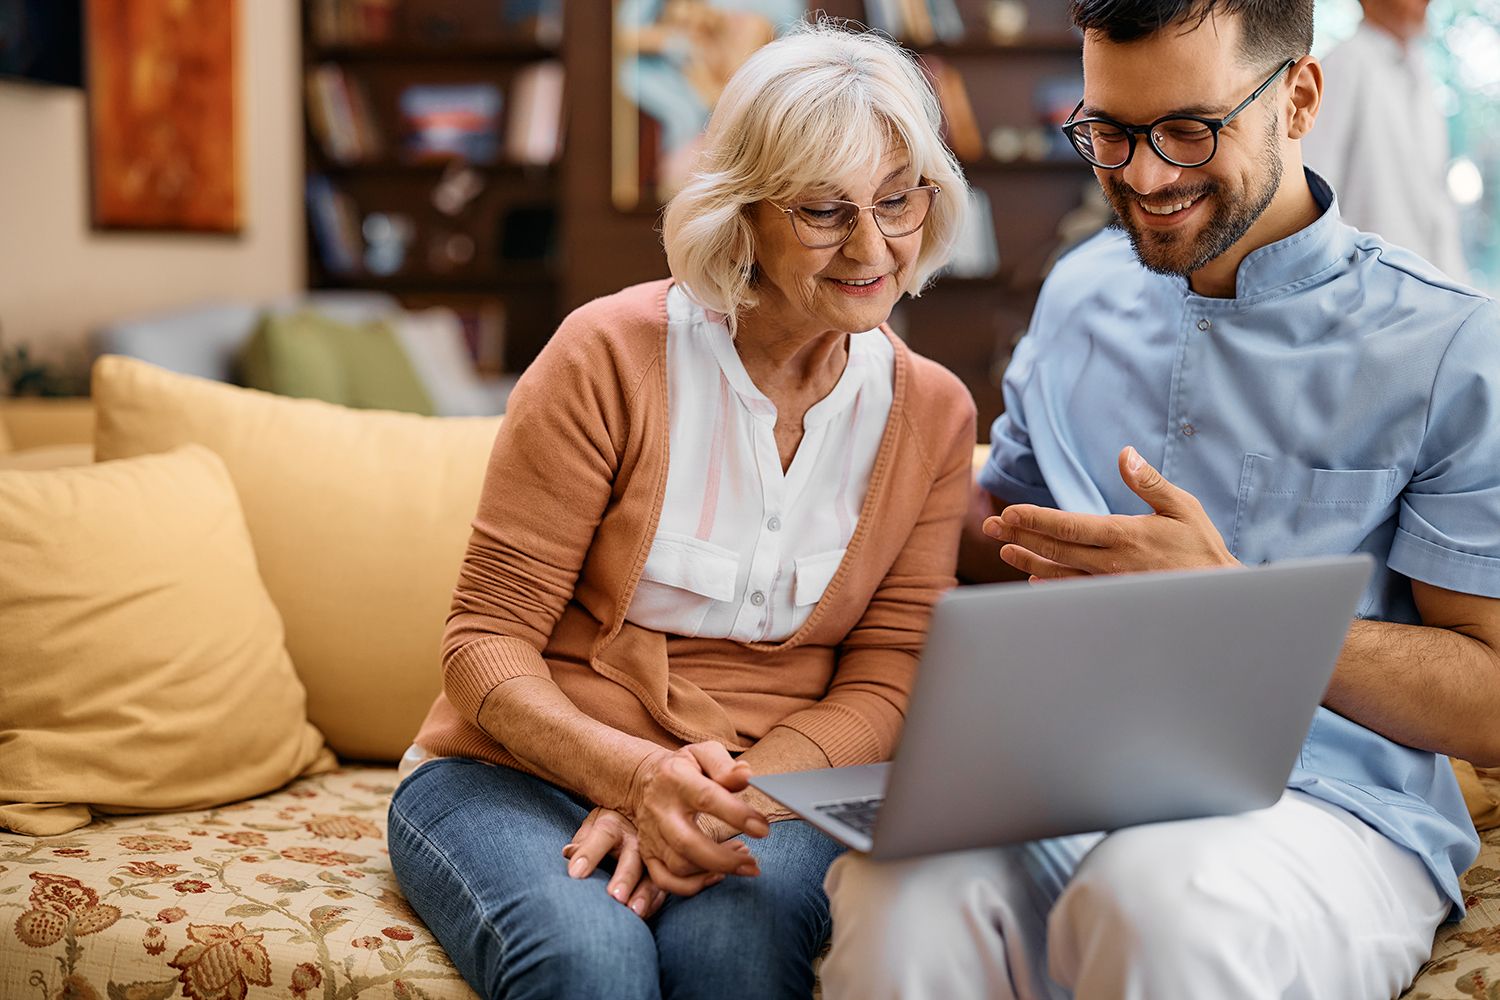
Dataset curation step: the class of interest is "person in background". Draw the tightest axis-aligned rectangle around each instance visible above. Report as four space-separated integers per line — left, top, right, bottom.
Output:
1303 0 1468 277
386 22 977 1000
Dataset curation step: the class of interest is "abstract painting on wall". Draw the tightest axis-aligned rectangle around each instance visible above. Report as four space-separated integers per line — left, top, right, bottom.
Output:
611 0 808 210
87 0 240 233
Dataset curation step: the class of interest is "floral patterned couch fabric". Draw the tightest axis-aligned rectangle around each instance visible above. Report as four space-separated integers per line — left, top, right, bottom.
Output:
5 763 1500 1000
0 767 475 1000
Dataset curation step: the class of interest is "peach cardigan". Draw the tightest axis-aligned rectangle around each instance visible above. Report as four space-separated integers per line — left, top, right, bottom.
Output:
413 279 976 786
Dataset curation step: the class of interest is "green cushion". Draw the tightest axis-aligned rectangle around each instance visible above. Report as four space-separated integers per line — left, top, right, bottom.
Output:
238 312 434 416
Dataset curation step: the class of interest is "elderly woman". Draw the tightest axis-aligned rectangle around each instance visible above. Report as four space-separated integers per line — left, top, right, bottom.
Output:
387 21 976 1000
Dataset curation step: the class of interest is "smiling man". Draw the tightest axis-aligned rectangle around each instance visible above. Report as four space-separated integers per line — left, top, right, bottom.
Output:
819 2 1500 999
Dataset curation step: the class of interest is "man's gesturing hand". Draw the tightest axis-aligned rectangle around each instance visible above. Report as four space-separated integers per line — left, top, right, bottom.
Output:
983 447 1239 580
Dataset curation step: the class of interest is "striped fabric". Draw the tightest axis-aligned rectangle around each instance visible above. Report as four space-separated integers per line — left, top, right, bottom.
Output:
624 286 894 643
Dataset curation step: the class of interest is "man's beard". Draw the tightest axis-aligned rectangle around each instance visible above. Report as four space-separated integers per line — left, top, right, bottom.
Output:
1103 114 1284 278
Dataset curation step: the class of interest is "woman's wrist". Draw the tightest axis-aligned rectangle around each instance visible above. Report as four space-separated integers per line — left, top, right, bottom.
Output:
621 747 673 818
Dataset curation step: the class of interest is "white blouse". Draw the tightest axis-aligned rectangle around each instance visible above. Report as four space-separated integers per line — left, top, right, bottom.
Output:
624 285 894 643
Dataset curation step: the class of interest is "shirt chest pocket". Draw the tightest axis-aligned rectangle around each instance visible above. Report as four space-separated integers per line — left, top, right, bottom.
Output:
1230 454 1403 567
627 531 740 637
793 548 847 608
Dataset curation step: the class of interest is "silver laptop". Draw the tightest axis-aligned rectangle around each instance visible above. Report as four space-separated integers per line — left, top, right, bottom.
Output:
750 555 1372 860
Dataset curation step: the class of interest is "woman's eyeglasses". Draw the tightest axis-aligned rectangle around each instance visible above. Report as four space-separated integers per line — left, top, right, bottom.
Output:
770 184 942 250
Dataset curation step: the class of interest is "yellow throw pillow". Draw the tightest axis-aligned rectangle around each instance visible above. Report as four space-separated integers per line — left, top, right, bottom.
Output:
92 356 503 761
0 445 332 836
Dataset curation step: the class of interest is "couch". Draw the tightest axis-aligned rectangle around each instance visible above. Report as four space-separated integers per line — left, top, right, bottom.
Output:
3 362 1500 1000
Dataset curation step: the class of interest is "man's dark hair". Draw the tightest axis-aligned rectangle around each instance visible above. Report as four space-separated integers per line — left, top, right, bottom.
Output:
1069 0 1313 65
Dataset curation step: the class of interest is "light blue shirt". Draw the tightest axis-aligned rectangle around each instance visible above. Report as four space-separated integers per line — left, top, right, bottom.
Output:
980 170 1496 912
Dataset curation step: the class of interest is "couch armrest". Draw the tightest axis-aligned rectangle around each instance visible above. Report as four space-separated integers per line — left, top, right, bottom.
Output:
0 443 94 471
0 398 95 451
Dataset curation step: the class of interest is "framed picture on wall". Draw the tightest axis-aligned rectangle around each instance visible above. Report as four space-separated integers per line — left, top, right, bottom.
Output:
87 0 240 234
611 0 808 210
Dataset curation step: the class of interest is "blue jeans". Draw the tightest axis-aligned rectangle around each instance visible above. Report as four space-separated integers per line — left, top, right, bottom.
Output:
388 756 845 1000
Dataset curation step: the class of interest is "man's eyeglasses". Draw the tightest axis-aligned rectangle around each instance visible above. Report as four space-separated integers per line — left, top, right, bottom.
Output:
770 184 941 250
1061 59 1296 170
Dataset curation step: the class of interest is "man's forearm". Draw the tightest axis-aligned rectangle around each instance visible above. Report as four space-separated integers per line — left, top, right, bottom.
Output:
477 676 667 812
1325 618 1500 765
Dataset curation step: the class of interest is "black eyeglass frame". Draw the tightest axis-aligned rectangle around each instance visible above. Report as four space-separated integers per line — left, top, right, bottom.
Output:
768 183 943 250
1061 58 1297 170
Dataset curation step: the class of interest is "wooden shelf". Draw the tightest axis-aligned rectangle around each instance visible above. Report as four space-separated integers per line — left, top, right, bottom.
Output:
963 156 1093 173
912 34 1081 56
310 159 558 179
313 269 555 294
310 39 557 61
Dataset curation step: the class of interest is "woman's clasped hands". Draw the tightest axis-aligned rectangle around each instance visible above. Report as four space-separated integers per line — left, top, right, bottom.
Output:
561 741 770 919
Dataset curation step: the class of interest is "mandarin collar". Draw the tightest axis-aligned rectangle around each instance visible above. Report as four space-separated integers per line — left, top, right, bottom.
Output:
1180 168 1350 302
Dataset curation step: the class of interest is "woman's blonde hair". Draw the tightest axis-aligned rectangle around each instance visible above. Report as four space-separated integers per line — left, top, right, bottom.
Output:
662 19 971 330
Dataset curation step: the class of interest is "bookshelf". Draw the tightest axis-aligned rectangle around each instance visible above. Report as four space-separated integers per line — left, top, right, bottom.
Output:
300 0 565 374
561 0 1097 440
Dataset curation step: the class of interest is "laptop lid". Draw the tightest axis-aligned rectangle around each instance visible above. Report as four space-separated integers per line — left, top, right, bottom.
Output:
859 555 1372 860
864 554 1374 863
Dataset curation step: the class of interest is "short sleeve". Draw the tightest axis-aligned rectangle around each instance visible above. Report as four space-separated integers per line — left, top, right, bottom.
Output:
1390 299 1500 598
978 315 1057 509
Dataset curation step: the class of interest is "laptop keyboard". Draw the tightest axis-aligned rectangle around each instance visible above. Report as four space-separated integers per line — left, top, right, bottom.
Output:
815 795 884 837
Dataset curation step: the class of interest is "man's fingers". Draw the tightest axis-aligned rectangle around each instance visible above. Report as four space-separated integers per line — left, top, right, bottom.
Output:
995 524 1102 574
991 505 1117 548
1000 543 1089 580
1119 446 1191 516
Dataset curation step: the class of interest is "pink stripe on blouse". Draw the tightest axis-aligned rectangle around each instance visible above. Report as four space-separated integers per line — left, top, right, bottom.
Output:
835 391 864 540
695 371 732 541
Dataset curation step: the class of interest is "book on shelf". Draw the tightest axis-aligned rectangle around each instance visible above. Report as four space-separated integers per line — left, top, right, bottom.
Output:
399 83 503 164
945 187 1000 280
306 175 364 276
502 0 563 47
400 0 560 49
925 58 983 163
306 64 383 164
505 60 565 166
1034 74 1085 160
461 299 507 373
311 0 397 46
863 0 964 43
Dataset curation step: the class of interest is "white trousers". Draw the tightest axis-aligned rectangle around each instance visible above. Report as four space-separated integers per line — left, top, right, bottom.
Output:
821 792 1449 1000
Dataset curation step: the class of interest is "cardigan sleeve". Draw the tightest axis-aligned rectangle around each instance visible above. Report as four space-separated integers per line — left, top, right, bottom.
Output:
775 379 977 767
441 304 639 723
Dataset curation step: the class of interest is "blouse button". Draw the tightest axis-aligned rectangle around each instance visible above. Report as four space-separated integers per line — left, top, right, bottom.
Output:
750 591 766 607
767 516 782 532
1197 318 1211 332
